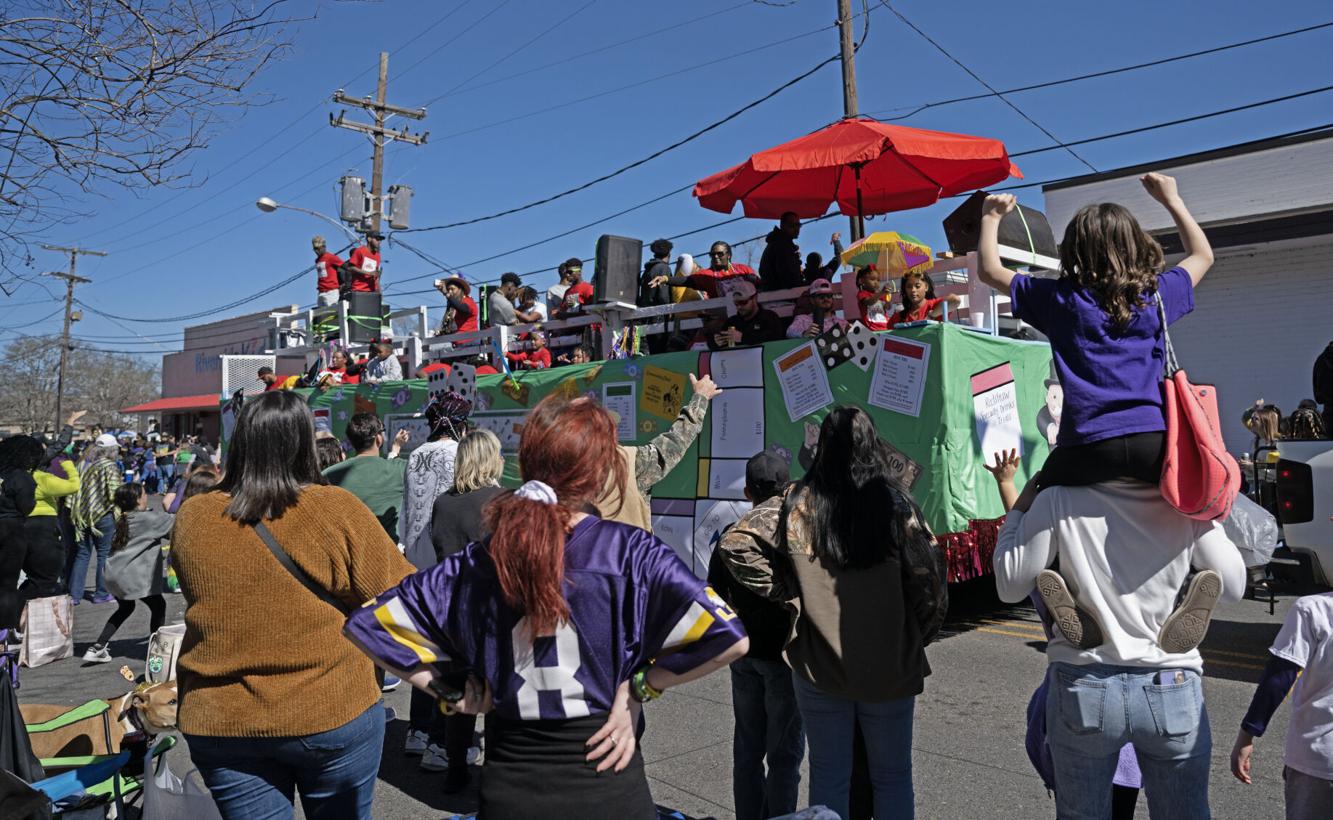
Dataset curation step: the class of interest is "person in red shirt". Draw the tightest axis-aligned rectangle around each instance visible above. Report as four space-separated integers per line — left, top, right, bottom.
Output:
553 260 594 318
258 367 283 391
506 332 552 371
435 276 478 335
855 266 893 331
885 271 962 328
689 241 759 298
319 348 362 386
347 232 384 293
313 235 345 306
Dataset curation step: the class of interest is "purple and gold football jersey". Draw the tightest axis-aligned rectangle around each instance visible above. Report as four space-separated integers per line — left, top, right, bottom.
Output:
345 516 746 720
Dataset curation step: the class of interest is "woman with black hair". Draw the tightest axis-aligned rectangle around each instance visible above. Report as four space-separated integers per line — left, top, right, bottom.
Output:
716 406 949 820
82 482 171 663
0 435 40 629
170 390 413 820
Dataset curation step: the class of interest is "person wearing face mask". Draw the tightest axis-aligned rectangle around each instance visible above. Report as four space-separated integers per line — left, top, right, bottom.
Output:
709 281 785 350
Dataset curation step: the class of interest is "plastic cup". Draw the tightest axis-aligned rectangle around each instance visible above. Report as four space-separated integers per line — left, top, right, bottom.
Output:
970 312 986 328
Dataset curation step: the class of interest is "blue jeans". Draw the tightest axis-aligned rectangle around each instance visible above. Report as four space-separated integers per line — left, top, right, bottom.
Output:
731 658 805 820
186 704 385 820
792 672 914 820
1046 662 1212 820
69 514 114 601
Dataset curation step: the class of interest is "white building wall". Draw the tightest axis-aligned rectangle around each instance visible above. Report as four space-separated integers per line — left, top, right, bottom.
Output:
1044 137 1333 236
1166 237 1332 454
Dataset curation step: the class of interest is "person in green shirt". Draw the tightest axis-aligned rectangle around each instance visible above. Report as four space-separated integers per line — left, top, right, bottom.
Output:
322 413 411 539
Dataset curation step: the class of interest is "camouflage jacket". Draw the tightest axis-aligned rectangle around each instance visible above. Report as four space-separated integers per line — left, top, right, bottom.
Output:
632 391 709 495
717 484 949 698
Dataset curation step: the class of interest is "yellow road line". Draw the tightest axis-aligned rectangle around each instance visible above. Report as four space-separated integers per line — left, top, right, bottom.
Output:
980 619 1046 635
976 626 1046 640
973 625 1268 671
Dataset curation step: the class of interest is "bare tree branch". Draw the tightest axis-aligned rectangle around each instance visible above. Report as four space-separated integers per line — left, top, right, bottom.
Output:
0 0 297 283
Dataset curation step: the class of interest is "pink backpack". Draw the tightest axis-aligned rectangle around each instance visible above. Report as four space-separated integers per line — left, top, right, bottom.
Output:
1157 297 1240 520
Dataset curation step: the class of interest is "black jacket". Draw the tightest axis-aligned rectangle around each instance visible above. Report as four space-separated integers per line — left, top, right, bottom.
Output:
428 485 504 566
707 308 787 350
759 228 803 292
638 259 672 307
0 468 36 520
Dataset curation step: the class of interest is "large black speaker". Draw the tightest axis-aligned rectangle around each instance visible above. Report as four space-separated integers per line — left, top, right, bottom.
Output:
943 191 1058 259
594 234 642 305
346 291 386 343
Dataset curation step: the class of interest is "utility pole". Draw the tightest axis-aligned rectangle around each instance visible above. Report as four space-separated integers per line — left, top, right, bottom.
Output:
41 244 104 432
836 0 865 241
330 52 428 234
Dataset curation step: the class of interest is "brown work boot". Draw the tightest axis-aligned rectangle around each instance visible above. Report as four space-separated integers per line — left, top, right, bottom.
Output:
1036 569 1106 649
1158 570 1223 654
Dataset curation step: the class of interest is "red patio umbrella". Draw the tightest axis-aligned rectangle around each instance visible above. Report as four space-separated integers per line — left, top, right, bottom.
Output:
693 117 1022 220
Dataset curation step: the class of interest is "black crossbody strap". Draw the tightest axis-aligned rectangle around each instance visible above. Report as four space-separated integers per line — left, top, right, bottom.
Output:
252 521 352 616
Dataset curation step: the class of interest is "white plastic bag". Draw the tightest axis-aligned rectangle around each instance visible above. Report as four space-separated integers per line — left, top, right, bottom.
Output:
145 623 186 684
143 750 222 820
19 595 73 668
1222 493 1280 568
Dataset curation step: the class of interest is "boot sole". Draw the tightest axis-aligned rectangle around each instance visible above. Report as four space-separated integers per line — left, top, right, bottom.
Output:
1036 569 1106 650
1158 570 1222 654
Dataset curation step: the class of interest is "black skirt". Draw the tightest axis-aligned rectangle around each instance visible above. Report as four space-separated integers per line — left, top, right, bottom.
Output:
479 712 655 820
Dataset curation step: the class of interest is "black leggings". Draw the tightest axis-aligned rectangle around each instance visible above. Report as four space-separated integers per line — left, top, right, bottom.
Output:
95 595 166 647
1038 431 1165 489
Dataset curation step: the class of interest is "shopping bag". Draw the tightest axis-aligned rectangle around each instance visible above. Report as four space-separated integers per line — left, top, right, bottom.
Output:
145 624 186 684
143 750 222 820
19 596 72 668
1157 297 1240 521
1222 493 1280 568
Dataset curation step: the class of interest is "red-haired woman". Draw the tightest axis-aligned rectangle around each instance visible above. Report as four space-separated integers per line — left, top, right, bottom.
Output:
346 395 748 819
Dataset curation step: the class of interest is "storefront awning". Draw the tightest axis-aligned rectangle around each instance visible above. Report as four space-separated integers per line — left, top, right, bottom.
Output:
120 393 221 414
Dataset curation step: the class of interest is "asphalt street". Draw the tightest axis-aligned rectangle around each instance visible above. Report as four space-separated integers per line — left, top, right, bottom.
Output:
17 576 1297 819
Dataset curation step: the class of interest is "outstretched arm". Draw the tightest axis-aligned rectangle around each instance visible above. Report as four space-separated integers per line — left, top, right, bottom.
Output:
1142 172 1213 286
977 194 1019 292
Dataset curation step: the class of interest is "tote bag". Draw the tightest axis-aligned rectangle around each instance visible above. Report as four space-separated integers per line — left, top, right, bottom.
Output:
145 623 186 684
19 596 72 668
1157 297 1240 521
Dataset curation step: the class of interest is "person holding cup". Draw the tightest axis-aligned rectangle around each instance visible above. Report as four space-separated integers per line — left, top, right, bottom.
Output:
709 280 785 350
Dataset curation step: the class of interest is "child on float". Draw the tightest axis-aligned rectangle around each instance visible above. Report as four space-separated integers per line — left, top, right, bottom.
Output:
884 270 961 329
977 174 1217 651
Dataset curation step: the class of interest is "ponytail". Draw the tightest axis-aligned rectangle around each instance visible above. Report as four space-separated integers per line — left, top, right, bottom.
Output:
482 395 625 637
111 482 144 552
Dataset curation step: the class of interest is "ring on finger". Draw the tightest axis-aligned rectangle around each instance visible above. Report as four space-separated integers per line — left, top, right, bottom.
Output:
610 736 619 746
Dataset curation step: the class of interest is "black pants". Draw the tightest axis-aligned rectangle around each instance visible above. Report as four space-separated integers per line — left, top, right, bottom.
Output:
409 686 447 745
1038 431 1165 489
20 516 68 599
480 713 655 820
0 518 25 630
95 595 166 647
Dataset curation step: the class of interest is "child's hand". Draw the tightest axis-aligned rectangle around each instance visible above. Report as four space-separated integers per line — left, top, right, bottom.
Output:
982 194 1016 219
983 449 1020 483
830 231 841 244
1140 172 1180 205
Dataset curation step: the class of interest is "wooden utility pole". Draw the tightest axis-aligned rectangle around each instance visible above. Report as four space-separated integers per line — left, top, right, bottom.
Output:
836 0 865 241
330 52 428 234
41 244 103 432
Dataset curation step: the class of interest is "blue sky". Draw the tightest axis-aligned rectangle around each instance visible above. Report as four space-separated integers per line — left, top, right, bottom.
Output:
5 0 1332 356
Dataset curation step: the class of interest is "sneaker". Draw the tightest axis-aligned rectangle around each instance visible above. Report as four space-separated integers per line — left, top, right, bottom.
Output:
91 594 115 605
1036 569 1106 650
404 729 429 756
466 745 482 766
1158 570 1223 654
420 743 448 772
82 645 112 664
442 765 471 794
381 674 401 693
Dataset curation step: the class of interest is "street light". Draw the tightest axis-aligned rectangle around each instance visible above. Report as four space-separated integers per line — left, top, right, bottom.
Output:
254 196 360 243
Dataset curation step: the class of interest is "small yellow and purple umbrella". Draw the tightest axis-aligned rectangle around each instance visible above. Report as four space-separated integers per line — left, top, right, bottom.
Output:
840 231 933 276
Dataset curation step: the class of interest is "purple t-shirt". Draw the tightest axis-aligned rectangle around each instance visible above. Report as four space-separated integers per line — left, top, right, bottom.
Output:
344 516 745 721
1010 267 1194 447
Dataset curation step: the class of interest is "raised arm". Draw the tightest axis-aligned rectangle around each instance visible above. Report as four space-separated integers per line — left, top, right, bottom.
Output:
1141 172 1213 286
977 194 1019 292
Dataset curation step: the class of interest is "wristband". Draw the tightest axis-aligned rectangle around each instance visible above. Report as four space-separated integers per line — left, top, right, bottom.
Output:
630 665 663 704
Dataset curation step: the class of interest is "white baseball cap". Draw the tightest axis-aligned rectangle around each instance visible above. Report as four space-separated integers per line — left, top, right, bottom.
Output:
95 434 118 447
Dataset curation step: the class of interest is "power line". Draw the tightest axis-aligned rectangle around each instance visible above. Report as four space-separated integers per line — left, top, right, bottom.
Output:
866 19 1333 119
879 1 1097 172
400 52 843 234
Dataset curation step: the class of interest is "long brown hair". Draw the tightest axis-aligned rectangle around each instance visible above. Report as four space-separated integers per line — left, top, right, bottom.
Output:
482 395 626 636
1059 203 1165 332
112 482 144 552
